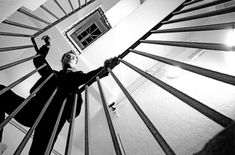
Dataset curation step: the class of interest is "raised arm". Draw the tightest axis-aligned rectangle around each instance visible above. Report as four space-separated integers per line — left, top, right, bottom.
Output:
33 35 53 77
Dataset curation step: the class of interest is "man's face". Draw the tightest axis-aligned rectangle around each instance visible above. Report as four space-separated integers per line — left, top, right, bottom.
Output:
62 53 77 69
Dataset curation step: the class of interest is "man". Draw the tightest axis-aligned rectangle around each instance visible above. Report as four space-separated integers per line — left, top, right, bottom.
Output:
0 35 117 154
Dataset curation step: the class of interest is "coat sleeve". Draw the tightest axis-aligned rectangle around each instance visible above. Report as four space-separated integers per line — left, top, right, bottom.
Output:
78 67 109 86
33 44 53 77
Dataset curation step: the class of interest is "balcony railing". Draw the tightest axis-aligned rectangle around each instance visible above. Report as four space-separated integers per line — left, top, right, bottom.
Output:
0 0 235 154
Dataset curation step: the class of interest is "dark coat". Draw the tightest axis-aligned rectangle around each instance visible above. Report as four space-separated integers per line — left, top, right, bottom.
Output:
30 44 107 122
25 44 108 154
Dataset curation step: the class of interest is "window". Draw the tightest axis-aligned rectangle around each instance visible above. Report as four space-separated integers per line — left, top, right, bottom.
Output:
65 7 111 53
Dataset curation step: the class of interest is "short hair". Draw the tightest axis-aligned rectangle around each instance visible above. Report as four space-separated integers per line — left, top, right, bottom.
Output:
61 50 79 64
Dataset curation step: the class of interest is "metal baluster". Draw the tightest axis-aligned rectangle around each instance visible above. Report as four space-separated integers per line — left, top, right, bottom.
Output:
65 94 78 155
18 8 51 25
129 49 235 86
53 0 67 15
0 32 32 37
108 68 176 155
34 0 96 37
96 76 122 155
162 6 235 24
78 0 81 8
85 85 90 155
44 98 67 155
118 0 191 59
0 73 54 131
118 58 234 128
40 5 60 20
140 40 234 51
173 0 232 15
0 64 47 96
183 0 205 6
151 22 235 33
14 85 59 155
0 54 40 71
68 0 74 11
2 20 42 31
0 45 34 52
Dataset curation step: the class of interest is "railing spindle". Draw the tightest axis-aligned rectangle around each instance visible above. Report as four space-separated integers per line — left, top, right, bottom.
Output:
34 0 96 37
65 93 78 155
53 0 67 15
0 73 54 131
118 0 193 59
108 68 176 155
14 85 58 155
140 40 234 51
162 5 235 24
0 54 40 71
129 49 235 86
96 76 122 155
0 64 47 96
78 0 81 8
44 98 67 155
85 85 90 155
68 0 74 11
118 58 234 128
0 45 34 52
2 20 42 31
151 22 235 33
183 0 205 6
18 8 51 25
173 0 232 15
0 32 32 37
40 5 60 20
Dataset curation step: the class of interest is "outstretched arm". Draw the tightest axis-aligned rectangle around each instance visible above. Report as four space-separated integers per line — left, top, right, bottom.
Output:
78 57 119 88
33 35 53 77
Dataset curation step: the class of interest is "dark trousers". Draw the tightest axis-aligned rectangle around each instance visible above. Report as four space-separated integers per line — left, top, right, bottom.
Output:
0 85 66 155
